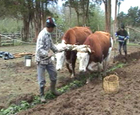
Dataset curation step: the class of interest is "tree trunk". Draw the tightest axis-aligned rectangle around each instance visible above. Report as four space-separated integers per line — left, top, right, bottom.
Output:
108 0 111 33
34 16 41 42
113 0 118 43
114 0 118 29
76 11 80 25
69 0 71 26
107 0 111 33
85 0 89 26
104 1 108 31
33 0 42 42
82 0 85 25
22 17 30 42
104 0 111 33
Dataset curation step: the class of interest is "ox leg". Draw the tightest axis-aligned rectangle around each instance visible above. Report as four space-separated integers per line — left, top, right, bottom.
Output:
103 47 113 76
97 62 103 80
103 60 107 76
87 62 97 72
66 63 75 78
69 63 75 78
70 52 77 78
66 62 72 76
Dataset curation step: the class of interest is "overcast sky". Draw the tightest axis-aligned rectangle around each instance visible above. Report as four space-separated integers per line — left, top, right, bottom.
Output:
101 0 140 19
58 0 140 19
119 0 140 13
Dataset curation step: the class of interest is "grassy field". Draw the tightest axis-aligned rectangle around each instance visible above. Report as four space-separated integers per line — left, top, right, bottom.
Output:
0 18 23 34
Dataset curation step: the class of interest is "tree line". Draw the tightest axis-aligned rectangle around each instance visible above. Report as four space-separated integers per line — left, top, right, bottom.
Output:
0 0 140 42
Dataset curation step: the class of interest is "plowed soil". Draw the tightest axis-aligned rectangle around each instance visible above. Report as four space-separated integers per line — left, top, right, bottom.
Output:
0 44 140 115
18 56 140 115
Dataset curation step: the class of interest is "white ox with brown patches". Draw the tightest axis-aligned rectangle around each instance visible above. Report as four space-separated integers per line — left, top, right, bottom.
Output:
54 27 92 78
73 31 113 78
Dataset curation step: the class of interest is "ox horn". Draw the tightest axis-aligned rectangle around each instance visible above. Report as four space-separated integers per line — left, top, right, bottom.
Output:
87 47 91 53
65 44 75 50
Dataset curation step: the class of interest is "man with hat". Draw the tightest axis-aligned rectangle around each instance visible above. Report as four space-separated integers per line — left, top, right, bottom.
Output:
35 16 61 103
115 24 129 59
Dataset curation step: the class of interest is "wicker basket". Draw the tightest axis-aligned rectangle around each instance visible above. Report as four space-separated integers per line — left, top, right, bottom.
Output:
103 75 119 93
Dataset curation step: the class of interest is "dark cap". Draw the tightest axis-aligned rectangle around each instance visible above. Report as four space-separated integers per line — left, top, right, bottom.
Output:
46 16 56 28
121 23 125 29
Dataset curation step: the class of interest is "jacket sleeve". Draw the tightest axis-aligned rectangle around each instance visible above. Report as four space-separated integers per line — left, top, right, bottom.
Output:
125 30 129 39
36 35 49 57
50 39 58 53
115 31 120 36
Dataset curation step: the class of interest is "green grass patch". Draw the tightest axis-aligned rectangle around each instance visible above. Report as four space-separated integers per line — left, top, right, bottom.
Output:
0 18 22 34
107 63 126 73
128 42 139 46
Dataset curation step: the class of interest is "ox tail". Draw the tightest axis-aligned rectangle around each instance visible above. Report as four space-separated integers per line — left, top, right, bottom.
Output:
106 37 113 62
102 37 113 74
110 37 113 48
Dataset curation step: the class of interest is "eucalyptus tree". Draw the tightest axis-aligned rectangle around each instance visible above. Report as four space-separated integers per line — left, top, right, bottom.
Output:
0 0 6 17
0 0 57 41
117 6 140 42
114 0 124 30
127 6 140 27
63 0 89 26
62 0 102 26
117 6 140 27
102 0 111 33
0 0 34 41
88 4 105 31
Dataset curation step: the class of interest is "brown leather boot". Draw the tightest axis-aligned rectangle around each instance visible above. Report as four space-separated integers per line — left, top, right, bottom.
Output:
50 81 62 96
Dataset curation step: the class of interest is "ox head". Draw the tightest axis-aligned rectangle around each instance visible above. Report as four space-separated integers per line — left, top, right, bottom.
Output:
55 43 75 71
72 45 93 72
54 43 66 71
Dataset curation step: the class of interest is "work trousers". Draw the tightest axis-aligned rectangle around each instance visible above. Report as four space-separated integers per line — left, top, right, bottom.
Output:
37 62 57 88
119 40 127 54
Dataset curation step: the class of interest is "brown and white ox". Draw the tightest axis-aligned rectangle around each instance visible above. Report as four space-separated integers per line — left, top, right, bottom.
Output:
72 31 113 79
55 26 92 78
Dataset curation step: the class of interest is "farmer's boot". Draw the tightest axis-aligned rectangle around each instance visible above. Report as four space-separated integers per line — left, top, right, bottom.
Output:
40 86 46 103
124 51 128 60
119 49 122 56
50 81 62 96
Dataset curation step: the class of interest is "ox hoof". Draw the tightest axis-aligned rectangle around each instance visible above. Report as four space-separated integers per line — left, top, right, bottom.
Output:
86 78 90 84
98 75 103 81
70 74 75 78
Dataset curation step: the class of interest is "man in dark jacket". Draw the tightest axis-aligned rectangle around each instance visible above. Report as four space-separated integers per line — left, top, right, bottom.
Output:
115 24 129 58
35 17 61 103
